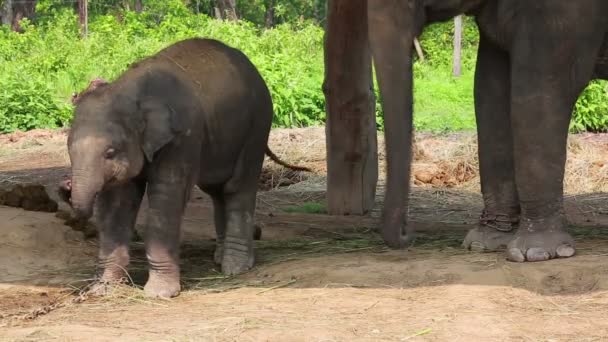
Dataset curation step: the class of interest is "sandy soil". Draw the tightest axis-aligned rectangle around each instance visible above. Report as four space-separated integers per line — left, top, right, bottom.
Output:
0 127 607 341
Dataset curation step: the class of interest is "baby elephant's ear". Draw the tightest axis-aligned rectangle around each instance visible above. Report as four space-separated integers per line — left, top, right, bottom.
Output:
140 99 185 162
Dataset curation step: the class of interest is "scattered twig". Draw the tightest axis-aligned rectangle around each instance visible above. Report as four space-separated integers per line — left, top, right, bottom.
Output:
402 328 432 340
256 279 297 295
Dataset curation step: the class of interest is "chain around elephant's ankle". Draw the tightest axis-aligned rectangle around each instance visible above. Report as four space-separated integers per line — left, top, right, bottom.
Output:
94 273 130 285
479 210 519 232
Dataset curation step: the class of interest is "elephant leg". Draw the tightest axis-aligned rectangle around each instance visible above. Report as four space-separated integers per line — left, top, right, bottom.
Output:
506 15 603 262
218 131 266 275
463 33 519 252
205 187 261 266
210 193 227 265
143 177 192 298
91 179 145 295
220 190 257 275
367 0 417 248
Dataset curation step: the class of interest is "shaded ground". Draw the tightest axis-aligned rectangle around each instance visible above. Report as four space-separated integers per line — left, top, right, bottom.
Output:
0 127 607 341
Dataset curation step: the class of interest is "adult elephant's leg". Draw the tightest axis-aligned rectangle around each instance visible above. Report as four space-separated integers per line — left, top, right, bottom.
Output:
368 0 416 248
507 15 603 262
463 34 519 252
91 179 145 294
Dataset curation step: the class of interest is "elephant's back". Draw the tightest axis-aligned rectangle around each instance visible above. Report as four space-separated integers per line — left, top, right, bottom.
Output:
148 38 272 119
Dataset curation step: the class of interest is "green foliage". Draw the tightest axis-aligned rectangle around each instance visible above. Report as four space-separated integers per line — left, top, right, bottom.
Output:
417 17 479 69
284 202 327 214
409 17 479 132
572 81 608 132
0 4 606 133
236 0 326 26
0 74 72 133
0 3 328 132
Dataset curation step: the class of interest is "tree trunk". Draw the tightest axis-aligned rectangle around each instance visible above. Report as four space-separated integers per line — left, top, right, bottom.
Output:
215 0 237 21
453 15 463 77
264 0 275 28
9 0 36 32
77 0 88 38
134 0 143 13
323 0 378 216
1 0 13 27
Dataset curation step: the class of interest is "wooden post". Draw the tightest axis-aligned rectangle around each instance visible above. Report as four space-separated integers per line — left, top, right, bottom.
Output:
413 38 424 62
323 0 378 215
453 15 463 77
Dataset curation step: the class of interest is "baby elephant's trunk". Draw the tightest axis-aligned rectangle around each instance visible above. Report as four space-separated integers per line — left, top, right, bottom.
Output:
69 168 104 219
57 179 72 204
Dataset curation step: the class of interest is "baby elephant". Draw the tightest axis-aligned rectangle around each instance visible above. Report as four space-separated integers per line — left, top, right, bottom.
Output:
66 38 307 298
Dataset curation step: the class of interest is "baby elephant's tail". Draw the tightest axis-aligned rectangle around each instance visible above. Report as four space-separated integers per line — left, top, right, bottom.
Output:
265 147 311 172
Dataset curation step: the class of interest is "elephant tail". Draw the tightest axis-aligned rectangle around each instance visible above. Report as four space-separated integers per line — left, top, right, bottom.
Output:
265 147 312 172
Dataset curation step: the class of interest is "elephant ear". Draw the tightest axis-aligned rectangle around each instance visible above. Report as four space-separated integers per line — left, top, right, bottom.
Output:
139 98 185 162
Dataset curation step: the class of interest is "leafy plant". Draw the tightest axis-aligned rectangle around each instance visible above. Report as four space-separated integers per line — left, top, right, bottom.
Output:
572 81 608 132
284 202 327 214
0 5 605 134
0 74 72 133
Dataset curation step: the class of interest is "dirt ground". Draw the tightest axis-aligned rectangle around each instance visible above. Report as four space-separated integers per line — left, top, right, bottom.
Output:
0 127 607 341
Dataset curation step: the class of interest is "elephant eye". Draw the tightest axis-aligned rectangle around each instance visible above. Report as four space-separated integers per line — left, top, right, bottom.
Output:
104 148 117 159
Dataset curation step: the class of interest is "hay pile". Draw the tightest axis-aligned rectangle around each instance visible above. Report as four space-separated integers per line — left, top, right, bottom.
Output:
266 127 608 196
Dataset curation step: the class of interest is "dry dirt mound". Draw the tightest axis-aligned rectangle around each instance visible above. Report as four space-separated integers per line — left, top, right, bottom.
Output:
0 206 96 286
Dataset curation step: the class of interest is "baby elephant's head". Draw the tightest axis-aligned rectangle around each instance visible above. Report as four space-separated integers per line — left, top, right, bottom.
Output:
67 77 185 219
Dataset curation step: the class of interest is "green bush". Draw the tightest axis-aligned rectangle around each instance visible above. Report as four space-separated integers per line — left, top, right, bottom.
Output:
0 6 605 133
410 17 478 132
0 74 72 132
0 4 328 132
572 81 608 132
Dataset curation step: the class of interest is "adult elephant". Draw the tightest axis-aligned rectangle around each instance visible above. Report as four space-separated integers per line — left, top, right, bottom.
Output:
368 0 608 261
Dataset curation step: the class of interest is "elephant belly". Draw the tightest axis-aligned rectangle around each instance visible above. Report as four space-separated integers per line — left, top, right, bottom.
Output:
196 147 240 189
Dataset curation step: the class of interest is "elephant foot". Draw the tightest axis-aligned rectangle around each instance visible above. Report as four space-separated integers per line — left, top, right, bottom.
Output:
462 210 518 252
381 216 416 249
91 255 131 296
88 277 129 297
214 226 260 265
144 271 181 299
506 216 575 262
221 237 255 276
462 225 515 252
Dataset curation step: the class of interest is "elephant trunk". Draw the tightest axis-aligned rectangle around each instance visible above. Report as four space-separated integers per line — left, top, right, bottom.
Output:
368 0 416 248
70 167 104 220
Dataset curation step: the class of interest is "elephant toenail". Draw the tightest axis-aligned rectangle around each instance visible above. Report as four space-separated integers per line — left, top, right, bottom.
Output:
526 248 550 262
556 245 575 258
507 248 525 262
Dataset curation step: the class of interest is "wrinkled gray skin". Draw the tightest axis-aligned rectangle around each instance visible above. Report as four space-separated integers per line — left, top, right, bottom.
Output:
368 0 608 261
68 38 277 298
